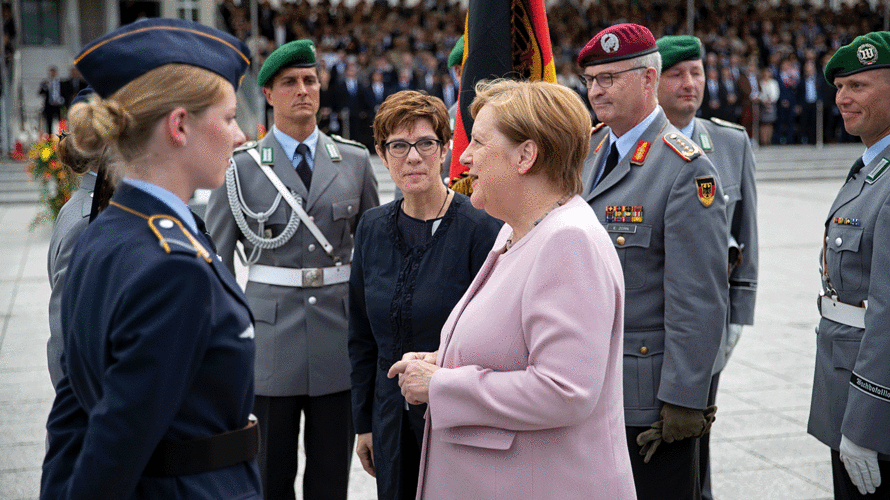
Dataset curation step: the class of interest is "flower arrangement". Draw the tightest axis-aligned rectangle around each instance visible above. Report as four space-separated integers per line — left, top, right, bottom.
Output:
25 134 79 227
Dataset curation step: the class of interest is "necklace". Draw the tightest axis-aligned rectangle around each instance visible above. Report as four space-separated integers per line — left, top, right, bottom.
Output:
505 193 572 251
432 188 451 220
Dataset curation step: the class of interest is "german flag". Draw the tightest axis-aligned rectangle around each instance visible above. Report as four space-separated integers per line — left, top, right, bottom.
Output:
449 0 556 187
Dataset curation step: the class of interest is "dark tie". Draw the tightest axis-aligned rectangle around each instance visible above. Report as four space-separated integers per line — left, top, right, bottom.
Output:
597 143 619 187
295 143 312 190
846 157 865 183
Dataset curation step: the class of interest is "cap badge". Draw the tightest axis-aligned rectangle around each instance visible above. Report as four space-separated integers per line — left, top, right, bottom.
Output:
601 33 620 54
858 43 878 65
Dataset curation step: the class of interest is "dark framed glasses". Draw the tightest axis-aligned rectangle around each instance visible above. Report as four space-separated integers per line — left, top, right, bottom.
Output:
578 66 647 89
384 139 443 158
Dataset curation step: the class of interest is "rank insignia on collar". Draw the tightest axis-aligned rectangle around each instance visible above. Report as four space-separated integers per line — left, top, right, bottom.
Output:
605 205 643 223
699 132 713 152
695 176 716 207
261 147 273 164
630 140 651 165
325 142 341 162
833 217 860 226
866 157 889 184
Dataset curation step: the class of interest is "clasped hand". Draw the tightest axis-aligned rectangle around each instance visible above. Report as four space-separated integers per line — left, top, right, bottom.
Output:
387 351 439 405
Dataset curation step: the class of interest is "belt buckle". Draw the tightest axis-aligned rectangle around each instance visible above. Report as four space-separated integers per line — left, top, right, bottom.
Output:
302 268 323 287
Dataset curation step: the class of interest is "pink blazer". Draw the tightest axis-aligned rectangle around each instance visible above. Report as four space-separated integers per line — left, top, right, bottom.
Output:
417 196 636 499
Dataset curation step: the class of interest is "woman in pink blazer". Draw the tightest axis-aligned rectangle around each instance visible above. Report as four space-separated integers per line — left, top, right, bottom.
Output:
388 79 636 499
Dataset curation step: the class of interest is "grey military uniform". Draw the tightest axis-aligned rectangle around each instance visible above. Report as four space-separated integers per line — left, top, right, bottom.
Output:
206 131 379 397
693 117 759 372
583 108 728 426
47 173 95 390
809 143 890 457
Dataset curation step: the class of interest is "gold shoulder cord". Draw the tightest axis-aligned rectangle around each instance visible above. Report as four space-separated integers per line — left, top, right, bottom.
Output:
109 201 212 263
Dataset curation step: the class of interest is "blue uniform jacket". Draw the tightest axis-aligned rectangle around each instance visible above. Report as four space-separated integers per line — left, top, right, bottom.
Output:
348 193 500 499
41 184 262 500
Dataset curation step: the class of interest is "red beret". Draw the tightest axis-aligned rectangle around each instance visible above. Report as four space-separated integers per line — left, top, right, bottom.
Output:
578 23 658 67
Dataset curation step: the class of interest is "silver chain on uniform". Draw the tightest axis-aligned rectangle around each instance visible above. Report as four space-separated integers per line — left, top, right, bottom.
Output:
225 160 301 266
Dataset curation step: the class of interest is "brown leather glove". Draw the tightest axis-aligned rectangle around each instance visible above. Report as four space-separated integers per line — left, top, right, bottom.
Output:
636 420 663 464
636 405 717 463
662 403 717 443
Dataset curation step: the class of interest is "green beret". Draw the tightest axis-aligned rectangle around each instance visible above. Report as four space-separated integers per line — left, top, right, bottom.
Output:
448 35 465 69
824 31 890 86
258 39 317 87
656 35 703 72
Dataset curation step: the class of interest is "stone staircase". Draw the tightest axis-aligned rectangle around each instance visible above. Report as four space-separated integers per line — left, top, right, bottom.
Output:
0 158 39 204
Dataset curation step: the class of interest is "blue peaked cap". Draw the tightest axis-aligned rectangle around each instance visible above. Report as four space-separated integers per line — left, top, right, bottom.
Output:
75 18 251 98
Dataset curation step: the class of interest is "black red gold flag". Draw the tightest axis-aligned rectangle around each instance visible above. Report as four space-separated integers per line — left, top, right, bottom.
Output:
449 0 556 185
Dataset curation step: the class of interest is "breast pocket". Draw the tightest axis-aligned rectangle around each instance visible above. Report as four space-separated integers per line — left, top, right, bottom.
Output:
826 226 863 291
332 197 361 242
609 224 652 289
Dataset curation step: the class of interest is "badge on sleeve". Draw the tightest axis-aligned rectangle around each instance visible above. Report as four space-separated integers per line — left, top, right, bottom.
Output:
695 176 716 207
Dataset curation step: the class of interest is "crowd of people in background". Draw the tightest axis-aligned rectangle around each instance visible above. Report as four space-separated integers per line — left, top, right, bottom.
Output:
218 0 884 147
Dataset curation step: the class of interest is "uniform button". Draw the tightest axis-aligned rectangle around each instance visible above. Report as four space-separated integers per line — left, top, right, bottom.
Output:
640 346 649 355
308 244 316 251
309 216 315 222
724 194 729 202
835 237 843 246
825 236 830 244
159 219 174 229
348 205 354 213
616 236 626 245
308 296 317 305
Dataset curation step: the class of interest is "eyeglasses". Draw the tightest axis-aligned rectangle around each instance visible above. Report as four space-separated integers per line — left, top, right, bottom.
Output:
578 66 647 89
384 139 442 158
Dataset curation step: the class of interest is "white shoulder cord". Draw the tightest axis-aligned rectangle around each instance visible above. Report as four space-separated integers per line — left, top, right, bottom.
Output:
225 158 301 266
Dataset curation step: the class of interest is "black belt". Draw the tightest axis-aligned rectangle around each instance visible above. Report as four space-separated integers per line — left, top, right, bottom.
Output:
143 419 260 477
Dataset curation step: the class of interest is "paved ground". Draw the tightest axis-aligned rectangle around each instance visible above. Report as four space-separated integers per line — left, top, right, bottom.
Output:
0 144 864 499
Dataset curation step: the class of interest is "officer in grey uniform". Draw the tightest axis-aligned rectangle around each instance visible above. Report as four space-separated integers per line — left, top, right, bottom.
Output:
579 24 727 499
655 35 759 500
809 31 890 499
206 39 379 500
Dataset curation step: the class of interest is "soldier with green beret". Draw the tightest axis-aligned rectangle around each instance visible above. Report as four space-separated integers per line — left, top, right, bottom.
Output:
810 31 890 498
206 38 379 500
656 34 759 500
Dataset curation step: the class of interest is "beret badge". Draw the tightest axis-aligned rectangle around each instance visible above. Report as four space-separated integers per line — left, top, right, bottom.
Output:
858 43 879 65
601 34 620 54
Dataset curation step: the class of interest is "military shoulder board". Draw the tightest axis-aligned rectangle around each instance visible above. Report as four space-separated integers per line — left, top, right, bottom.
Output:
709 117 746 131
330 134 367 150
591 122 606 135
233 140 258 153
866 157 890 184
663 133 702 161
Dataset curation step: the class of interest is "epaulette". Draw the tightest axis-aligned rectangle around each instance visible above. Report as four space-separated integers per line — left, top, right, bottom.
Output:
591 122 606 135
330 134 367 150
109 201 212 263
709 117 746 131
148 214 213 263
663 132 702 162
233 140 258 153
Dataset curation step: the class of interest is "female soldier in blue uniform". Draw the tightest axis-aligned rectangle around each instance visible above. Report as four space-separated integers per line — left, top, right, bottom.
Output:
40 19 261 500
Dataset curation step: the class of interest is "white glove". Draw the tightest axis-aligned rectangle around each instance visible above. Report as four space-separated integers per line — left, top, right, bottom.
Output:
840 434 881 495
725 324 743 358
